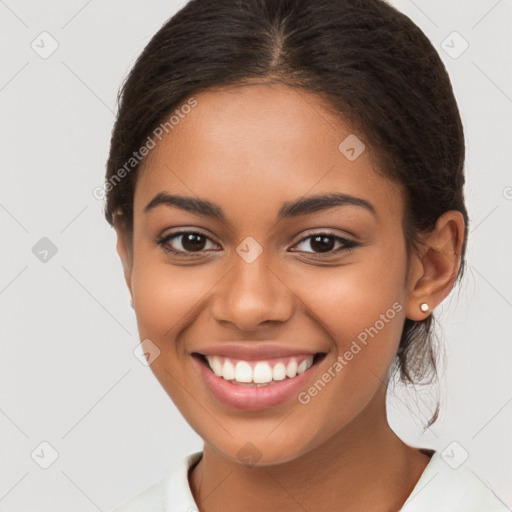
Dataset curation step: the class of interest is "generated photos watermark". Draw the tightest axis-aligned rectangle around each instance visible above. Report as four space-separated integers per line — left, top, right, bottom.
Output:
92 97 197 200
298 301 403 405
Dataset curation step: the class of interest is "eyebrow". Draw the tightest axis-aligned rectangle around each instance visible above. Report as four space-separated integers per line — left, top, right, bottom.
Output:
144 191 376 220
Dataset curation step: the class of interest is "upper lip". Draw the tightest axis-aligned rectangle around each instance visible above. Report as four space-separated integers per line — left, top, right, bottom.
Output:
193 343 324 360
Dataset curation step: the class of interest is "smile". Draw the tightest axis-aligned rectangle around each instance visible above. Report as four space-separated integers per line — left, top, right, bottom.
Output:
202 354 317 386
193 350 326 410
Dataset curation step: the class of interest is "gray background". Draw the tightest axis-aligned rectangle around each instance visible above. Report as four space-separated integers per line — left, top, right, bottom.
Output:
1 0 511 510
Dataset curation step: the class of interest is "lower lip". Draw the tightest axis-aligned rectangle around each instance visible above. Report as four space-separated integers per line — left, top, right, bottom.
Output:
194 356 321 410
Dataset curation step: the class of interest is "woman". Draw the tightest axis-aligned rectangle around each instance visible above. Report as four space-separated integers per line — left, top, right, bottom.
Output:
105 0 507 510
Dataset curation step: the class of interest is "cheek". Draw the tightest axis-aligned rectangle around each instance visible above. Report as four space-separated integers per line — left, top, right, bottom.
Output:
129 255 219 414
281 249 408 408
286 250 408 349
131 259 213 345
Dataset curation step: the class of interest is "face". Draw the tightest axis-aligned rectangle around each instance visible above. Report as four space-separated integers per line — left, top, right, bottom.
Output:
120 83 417 465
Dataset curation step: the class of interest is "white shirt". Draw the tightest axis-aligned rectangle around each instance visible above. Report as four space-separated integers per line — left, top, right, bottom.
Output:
110 451 509 511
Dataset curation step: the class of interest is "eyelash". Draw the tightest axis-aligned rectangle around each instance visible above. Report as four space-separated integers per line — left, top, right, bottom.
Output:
156 230 358 258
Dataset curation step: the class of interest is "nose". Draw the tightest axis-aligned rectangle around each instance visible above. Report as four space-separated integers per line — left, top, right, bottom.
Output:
210 253 295 331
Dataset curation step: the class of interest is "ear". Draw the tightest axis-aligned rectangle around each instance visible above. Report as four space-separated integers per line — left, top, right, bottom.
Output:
405 210 465 321
113 213 134 300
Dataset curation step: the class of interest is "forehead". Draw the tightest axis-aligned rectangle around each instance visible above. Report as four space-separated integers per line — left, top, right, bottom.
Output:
134 83 402 225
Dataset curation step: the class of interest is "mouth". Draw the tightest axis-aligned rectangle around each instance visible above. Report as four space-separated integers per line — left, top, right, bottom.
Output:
193 352 326 388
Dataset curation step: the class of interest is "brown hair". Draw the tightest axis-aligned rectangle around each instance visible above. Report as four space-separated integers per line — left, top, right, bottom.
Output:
104 0 468 425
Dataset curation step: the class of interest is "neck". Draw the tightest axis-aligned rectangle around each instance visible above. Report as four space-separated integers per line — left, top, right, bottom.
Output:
189 385 431 512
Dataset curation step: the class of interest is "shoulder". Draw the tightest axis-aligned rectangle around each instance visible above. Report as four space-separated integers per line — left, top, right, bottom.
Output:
109 452 202 512
401 451 510 512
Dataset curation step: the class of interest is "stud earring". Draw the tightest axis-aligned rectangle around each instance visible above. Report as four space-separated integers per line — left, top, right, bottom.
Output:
420 303 429 312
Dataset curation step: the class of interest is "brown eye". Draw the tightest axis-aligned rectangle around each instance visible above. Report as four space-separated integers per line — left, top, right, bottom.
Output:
310 235 336 253
157 231 220 255
181 233 207 251
291 232 357 255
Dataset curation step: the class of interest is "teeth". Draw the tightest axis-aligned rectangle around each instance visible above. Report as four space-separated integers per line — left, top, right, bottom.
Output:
297 359 308 374
223 359 235 381
272 362 287 381
210 357 223 377
286 360 298 378
204 355 315 385
253 362 273 384
235 361 252 383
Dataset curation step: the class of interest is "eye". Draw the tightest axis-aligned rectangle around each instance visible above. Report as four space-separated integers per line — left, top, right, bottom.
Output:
290 232 358 255
156 230 220 256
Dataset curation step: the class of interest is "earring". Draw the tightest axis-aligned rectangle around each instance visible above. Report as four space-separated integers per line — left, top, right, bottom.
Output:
420 303 429 312
130 297 134 309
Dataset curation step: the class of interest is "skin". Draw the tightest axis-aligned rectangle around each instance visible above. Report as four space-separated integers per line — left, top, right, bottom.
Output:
115 83 465 511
